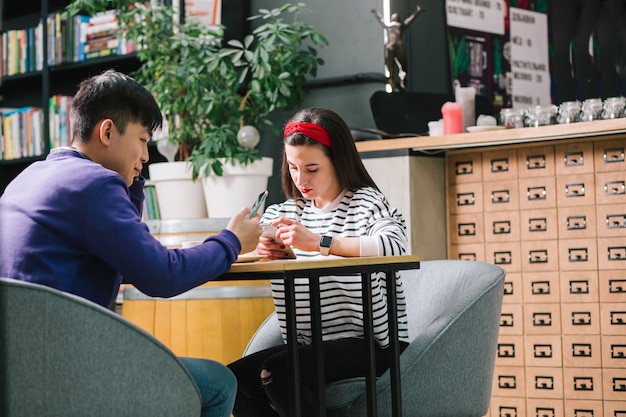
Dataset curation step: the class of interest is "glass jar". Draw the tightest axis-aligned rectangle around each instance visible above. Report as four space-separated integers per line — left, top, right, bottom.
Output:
580 98 604 121
499 108 525 128
525 105 558 127
557 101 581 124
602 96 626 119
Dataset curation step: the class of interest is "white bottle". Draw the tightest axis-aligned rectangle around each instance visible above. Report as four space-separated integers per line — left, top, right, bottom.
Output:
455 86 476 132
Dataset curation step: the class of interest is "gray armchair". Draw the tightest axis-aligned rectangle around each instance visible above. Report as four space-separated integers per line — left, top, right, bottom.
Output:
243 260 506 417
0 277 201 417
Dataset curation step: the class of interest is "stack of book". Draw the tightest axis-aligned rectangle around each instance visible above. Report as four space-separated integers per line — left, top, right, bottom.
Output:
83 10 120 60
1 107 44 160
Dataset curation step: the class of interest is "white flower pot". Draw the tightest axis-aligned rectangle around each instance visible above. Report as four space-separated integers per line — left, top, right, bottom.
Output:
148 161 208 220
201 157 273 218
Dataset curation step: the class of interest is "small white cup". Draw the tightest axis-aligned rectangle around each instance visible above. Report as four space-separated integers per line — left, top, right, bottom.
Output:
182 240 203 249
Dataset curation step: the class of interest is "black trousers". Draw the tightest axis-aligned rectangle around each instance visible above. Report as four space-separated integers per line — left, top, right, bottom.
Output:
227 337 409 417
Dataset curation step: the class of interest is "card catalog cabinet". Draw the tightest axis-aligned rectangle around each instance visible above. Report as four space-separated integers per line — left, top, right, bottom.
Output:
448 138 626 417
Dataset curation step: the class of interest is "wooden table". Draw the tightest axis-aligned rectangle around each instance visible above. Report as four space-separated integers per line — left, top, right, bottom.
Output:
221 254 421 417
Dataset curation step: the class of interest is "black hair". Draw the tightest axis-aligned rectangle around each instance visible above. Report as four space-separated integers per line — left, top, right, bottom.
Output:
281 107 379 200
70 69 162 143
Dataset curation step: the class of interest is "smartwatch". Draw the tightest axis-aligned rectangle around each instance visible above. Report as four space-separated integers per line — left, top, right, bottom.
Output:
319 235 333 256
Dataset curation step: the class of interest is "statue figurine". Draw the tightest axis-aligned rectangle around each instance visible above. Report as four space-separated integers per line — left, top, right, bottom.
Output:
372 5 424 92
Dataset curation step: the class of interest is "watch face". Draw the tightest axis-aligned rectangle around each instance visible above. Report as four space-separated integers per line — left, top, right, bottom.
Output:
320 235 333 247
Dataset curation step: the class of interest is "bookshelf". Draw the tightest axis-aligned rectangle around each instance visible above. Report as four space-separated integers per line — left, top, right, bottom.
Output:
0 0 251 194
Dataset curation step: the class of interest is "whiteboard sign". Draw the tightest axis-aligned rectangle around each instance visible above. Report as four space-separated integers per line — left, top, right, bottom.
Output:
446 0 505 35
510 8 551 107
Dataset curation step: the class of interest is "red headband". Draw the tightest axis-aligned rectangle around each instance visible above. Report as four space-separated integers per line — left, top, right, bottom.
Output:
283 121 332 147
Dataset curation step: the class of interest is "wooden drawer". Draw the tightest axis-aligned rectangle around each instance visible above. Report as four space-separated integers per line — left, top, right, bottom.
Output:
448 243 485 262
503 272 523 304
518 145 556 178
558 238 598 272
519 177 557 210
520 208 558 241
500 303 524 335
604 400 626 417
597 238 626 270
564 400 604 417
556 173 596 207
561 302 601 335
449 213 484 244
603 368 626 401
496 335 525 366
448 182 484 214
599 270 626 303
560 270 600 303
596 171 626 206
563 367 603 400
521 240 559 273
556 141 595 175
485 211 521 242
601 335 626 369
594 138 626 173
484 179 520 212
483 149 519 182
522 272 560 303
524 303 562 335
557 206 597 240
596 203 626 238
493 366 527 398
526 367 564 399
486 241 522 273
526 398 564 417
601 303 626 335
562 335 602 368
447 151 483 184
524 335 563 367
490 396 527 417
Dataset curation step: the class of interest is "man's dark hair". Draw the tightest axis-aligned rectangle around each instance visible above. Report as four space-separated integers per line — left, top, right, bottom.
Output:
70 70 162 143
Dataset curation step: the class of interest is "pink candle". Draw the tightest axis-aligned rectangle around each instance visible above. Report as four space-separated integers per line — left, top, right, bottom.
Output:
441 102 463 134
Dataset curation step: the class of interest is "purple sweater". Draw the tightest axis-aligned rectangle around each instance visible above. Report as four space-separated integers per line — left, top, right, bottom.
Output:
0 148 240 307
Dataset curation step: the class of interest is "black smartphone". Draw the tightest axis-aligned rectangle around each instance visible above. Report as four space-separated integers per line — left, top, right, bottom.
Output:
246 190 268 219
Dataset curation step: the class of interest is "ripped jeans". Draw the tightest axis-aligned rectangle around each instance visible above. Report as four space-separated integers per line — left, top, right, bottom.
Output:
227 338 408 417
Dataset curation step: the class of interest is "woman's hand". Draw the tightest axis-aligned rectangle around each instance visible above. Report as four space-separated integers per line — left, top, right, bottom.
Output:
270 217 320 252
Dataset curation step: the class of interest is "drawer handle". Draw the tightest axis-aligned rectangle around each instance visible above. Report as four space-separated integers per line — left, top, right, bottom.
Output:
610 311 626 325
609 279 626 294
493 220 511 234
565 183 586 197
499 406 518 417
606 213 626 229
533 344 552 358
531 281 550 294
535 407 555 417
458 223 476 236
533 312 552 326
494 251 512 265
498 375 517 389
457 192 475 206
527 186 547 200
491 190 510 204
500 313 514 327
458 252 477 261
455 161 474 175
571 311 592 325
535 376 554 389
529 217 547 232
568 248 589 262
613 377 626 392
503 281 514 295
527 154 547 170
491 158 509 173
604 147 625 164
608 246 626 261
563 151 584 167
604 180 626 195
497 343 515 358
569 280 589 294
567 215 587 230
529 249 548 263
574 377 594 391
572 343 592 357
611 344 626 359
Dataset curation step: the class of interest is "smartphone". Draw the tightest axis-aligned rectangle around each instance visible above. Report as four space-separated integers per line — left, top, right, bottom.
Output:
246 190 268 219
261 225 297 259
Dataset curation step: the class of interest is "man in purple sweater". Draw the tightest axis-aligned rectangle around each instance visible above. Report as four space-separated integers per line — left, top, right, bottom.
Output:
0 70 261 417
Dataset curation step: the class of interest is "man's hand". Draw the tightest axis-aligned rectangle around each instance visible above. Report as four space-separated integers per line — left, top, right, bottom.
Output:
226 207 262 254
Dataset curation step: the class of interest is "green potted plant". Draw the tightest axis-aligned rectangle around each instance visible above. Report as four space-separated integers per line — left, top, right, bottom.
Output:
66 1 327 218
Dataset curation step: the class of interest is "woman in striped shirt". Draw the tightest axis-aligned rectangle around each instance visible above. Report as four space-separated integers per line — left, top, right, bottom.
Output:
228 107 409 417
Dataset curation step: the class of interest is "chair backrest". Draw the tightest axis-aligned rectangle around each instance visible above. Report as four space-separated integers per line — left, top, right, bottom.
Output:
0 277 201 417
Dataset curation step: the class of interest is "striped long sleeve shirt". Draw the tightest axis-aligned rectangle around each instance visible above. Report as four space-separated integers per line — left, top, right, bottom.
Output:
261 187 410 348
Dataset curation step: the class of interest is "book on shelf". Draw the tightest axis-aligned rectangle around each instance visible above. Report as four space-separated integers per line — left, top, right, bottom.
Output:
1 107 44 161
48 95 72 150
142 182 161 221
1 22 43 76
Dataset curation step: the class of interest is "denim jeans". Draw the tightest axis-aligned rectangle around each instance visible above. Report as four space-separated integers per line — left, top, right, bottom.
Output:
179 357 237 417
